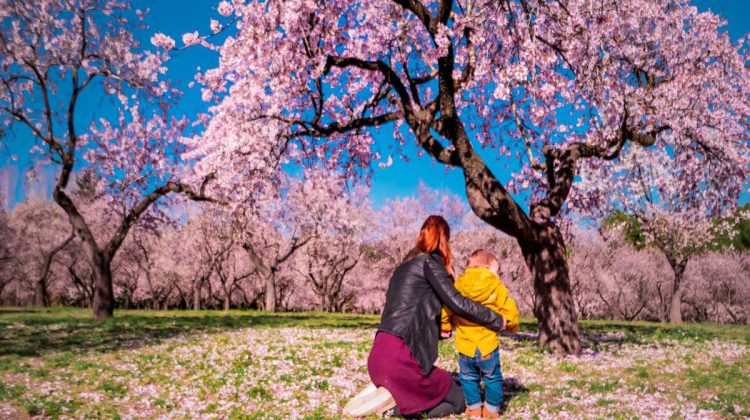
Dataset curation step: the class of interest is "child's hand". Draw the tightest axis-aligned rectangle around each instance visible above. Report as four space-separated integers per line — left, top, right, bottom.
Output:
440 330 452 339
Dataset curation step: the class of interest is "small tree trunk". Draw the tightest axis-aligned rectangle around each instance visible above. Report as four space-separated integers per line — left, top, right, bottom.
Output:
521 223 581 355
667 259 687 324
34 234 74 307
668 274 684 324
193 277 204 311
92 253 114 320
223 294 230 311
33 277 49 307
264 274 276 312
668 288 683 324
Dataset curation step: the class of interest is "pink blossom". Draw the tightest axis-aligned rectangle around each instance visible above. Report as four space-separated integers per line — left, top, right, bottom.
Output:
150 33 175 50
181 31 200 47
217 1 233 17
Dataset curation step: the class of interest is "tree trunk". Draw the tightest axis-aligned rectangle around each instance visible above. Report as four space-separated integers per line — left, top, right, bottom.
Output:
243 243 277 312
667 258 687 324
34 234 74 307
668 270 685 324
193 277 204 311
521 223 581 355
33 276 49 307
264 273 276 312
223 293 230 311
668 287 682 324
92 253 114 320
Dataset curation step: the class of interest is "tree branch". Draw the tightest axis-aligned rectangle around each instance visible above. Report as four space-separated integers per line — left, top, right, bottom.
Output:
105 176 223 258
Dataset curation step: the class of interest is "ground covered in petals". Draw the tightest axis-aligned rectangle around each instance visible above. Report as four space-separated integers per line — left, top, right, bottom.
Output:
0 308 748 419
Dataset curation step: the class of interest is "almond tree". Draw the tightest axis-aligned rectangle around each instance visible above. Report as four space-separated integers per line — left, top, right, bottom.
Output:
294 173 372 312
0 1 217 319
7 197 73 306
0 192 15 299
196 0 750 352
573 146 749 323
683 252 750 324
235 175 335 312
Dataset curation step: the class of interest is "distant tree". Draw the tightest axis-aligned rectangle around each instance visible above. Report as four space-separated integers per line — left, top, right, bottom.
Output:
0 1 217 319
294 174 371 312
576 146 747 323
8 198 73 306
0 193 15 299
237 208 310 312
683 252 750 324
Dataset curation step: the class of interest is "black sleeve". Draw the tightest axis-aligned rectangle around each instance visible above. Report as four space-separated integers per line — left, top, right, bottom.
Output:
424 254 504 332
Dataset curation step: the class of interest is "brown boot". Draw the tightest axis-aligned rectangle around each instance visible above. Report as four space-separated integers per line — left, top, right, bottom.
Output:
483 406 500 418
464 406 483 418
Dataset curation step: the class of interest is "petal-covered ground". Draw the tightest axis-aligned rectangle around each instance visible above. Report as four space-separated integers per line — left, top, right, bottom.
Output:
0 309 748 419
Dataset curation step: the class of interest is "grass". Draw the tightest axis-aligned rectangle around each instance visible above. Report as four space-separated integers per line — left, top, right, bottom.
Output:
0 307 748 419
0 307 379 357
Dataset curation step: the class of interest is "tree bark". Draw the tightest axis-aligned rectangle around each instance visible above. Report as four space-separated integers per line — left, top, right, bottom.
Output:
264 272 276 313
91 252 114 320
668 286 683 324
33 275 49 307
192 276 204 311
521 223 581 355
668 266 686 324
666 257 687 324
242 242 277 312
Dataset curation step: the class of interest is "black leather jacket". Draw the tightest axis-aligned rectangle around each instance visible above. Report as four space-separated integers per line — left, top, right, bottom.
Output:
378 251 505 375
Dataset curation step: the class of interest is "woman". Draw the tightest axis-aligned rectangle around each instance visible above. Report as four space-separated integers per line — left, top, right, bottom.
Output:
368 215 506 418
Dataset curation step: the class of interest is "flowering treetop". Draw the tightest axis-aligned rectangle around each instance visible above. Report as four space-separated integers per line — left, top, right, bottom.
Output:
188 0 749 243
0 0 221 248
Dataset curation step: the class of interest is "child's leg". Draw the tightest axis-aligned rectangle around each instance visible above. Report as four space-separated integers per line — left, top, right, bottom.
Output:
457 351 482 410
478 348 503 413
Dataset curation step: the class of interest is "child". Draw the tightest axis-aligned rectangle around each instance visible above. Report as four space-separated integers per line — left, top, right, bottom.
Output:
440 249 520 418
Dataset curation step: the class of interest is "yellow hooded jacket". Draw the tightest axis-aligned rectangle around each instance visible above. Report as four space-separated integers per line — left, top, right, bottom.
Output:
440 267 520 358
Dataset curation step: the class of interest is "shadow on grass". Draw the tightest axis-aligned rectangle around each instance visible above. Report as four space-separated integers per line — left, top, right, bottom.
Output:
500 377 529 414
0 308 380 358
508 318 750 348
2 308 747 359
443 373 528 416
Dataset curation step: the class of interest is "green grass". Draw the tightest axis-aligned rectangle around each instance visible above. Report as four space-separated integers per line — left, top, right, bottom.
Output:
1 308 746 360
0 307 380 358
0 307 748 419
573 317 750 344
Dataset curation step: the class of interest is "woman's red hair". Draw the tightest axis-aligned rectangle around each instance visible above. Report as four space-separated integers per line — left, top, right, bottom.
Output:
412 215 454 275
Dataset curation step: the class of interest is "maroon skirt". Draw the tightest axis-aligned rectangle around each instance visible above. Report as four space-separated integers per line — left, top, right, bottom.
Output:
367 331 453 415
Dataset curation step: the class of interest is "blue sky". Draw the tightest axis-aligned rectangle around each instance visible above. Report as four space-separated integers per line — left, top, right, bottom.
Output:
0 0 748 210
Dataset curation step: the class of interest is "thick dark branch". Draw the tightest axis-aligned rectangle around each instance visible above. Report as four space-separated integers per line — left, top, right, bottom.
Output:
298 111 401 137
392 0 436 36
457 27 477 89
533 123 670 219
324 56 412 109
403 64 423 107
276 234 312 266
418 126 461 166
436 0 452 25
323 56 460 167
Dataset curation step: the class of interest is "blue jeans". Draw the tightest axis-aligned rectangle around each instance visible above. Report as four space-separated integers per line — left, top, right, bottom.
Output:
458 348 503 413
